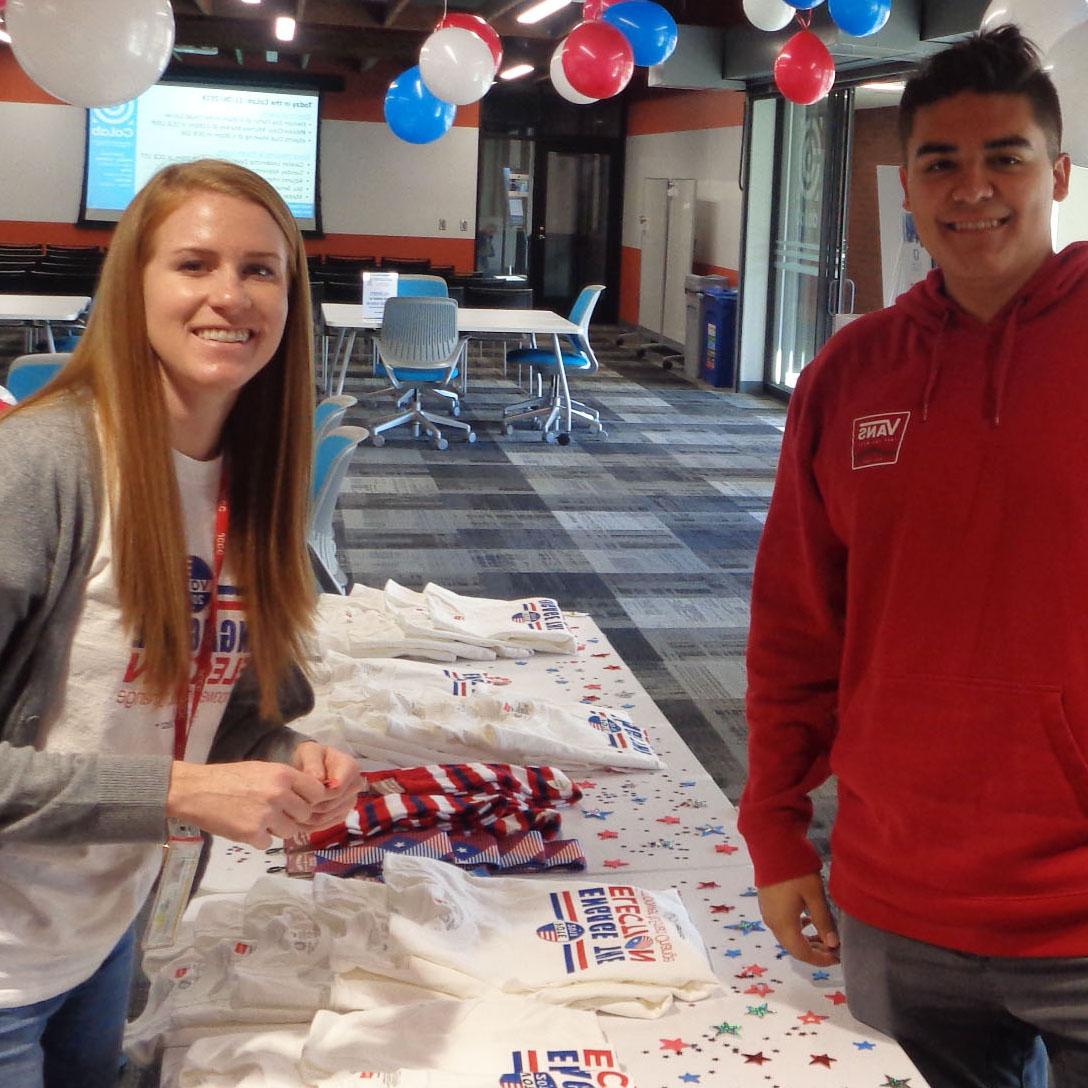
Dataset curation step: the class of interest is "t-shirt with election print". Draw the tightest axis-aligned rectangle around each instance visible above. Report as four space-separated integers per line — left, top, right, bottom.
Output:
0 450 249 1007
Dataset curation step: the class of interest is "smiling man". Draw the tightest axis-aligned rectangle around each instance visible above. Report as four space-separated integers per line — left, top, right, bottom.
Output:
738 25 1088 1088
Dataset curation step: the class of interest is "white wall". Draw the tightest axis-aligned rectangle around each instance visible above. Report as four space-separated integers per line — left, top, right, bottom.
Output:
622 125 743 271
1055 163 1088 247
0 101 478 239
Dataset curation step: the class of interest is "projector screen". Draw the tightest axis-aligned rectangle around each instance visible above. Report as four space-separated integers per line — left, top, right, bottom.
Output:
81 80 322 231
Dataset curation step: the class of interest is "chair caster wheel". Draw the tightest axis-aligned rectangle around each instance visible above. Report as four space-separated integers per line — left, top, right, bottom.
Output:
371 434 385 447
467 432 477 444
450 404 461 418
590 422 603 434
543 431 557 444
435 437 449 451
502 423 514 437
557 432 571 446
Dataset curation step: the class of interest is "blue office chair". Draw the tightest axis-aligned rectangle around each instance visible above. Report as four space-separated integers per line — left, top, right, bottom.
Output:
397 274 448 298
309 424 369 594
5 352 71 401
314 394 358 449
501 285 606 444
369 297 472 450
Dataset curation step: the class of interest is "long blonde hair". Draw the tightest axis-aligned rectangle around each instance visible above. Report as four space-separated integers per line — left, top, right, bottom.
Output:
11 159 315 719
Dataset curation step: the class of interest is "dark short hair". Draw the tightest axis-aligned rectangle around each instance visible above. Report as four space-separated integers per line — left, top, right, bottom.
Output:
898 24 1063 160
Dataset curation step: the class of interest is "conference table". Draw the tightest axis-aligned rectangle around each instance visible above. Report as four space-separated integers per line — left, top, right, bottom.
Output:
0 293 91 353
320 302 581 433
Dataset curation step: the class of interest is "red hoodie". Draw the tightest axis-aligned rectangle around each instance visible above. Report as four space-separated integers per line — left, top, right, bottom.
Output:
739 242 1088 958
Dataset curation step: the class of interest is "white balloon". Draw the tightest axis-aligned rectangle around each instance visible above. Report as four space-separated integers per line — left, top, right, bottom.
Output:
419 27 496 107
6 0 174 108
981 0 1088 55
743 0 796 33
550 43 598 105
1045 22 1088 168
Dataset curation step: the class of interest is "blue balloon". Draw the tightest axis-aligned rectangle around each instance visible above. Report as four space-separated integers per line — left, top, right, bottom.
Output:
602 1 678 68
785 0 824 9
828 0 891 36
384 66 455 145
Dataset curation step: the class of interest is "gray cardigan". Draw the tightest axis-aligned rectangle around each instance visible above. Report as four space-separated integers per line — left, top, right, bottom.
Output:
0 396 313 845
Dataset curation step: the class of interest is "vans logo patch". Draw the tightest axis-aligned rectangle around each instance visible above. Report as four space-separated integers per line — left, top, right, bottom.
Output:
852 411 910 469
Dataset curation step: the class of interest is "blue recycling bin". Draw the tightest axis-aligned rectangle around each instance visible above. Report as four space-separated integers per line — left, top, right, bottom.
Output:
700 286 738 388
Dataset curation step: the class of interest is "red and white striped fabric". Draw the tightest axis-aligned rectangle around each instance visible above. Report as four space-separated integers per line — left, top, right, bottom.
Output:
306 763 582 851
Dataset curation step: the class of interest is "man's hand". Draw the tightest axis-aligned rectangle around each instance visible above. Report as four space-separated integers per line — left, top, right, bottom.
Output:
166 760 331 849
757 872 840 966
289 741 361 833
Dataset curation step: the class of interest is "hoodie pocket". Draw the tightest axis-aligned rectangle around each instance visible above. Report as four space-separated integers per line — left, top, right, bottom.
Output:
835 673 1088 826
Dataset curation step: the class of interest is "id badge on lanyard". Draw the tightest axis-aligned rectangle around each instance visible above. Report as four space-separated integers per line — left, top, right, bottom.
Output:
144 478 228 951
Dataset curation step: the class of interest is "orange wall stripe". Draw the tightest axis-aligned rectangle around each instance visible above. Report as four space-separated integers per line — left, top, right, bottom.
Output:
0 51 66 105
627 89 744 136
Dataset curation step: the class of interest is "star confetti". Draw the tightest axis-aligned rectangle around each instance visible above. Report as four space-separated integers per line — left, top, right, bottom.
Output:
603 859 629 869
811 969 831 981
880 1079 911 1087
745 1003 772 1018
744 982 774 996
582 809 612 820
709 904 734 914
853 1041 876 1051
678 1075 700 1084
809 1054 836 1067
725 920 765 934
696 881 719 890
723 949 743 958
657 816 681 825
597 830 619 840
741 1052 770 1064
714 843 740 855
798 1011 829 1025
713 1022 741 1037
659 1038 689 1054
573 780 596 789
825 991 848 1005
737 964 768 977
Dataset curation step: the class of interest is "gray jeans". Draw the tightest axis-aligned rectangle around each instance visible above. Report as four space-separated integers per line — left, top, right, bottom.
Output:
840 913 1088 1088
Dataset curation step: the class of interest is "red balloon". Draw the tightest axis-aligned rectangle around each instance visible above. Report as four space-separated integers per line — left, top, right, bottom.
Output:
561 21 634 100
773 30 835 105
583 0 612 20
436 12 502 70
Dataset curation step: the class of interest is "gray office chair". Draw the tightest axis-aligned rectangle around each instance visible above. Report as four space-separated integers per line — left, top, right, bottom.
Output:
369 297 473 450
309 424 369 593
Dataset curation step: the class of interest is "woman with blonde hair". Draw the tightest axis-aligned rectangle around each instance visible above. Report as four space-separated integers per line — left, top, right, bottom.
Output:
0 159 359 1084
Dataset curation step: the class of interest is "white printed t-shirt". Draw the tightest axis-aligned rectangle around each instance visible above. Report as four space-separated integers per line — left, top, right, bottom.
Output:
0 451 249 1007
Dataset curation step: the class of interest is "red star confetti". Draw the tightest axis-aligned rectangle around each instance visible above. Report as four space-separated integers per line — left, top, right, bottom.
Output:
737 964 768 978
584 683 602 690
659 1038 689 1054
824 991 848 1005
597 830 619 840
573 781 596 790
810 1054 836 1067
741 1052 770 1065
709 904 734 914
697 881 720 889
657 816 681 825
591 652 610 658
604 665 622 670
714 843 739 855
603 859 629 869
582 696 600 703
744 983 774 996
798 1011 829 1025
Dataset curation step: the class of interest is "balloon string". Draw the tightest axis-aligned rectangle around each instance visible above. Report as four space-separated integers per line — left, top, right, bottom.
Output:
795 10 812 30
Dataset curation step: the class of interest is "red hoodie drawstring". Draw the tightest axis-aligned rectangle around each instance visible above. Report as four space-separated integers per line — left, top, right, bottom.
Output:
989 299 1024 428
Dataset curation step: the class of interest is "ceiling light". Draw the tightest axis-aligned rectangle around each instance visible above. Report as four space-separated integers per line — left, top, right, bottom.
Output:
274 15 296 41
0 27 10 45
240 0 261 4
499 63 534 80
517 0 574 25
858 80 906 92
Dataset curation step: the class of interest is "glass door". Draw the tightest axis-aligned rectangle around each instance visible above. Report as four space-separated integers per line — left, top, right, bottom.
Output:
529 141 621 319
764 88 853 392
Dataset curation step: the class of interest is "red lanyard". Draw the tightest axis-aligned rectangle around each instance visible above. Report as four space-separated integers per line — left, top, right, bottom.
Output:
173 477 230 762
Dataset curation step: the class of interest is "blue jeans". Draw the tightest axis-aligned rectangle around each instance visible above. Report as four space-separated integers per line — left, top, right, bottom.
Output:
0 926 135 1088
840 912 1087 1088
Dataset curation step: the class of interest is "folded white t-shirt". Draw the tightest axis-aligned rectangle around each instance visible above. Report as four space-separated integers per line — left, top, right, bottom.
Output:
422 584 577 653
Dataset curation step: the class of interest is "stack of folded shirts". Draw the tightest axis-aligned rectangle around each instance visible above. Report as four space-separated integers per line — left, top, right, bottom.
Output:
175 997 632 1087
286 827 587 880
323 855 721 1018
308 763 582 847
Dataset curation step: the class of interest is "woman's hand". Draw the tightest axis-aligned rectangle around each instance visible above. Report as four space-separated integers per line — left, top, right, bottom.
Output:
289 741 362 833
166 759 332 849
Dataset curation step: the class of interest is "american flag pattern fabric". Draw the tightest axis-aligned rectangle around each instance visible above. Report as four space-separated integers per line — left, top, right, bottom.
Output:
302 763 582 852
286 828 587 880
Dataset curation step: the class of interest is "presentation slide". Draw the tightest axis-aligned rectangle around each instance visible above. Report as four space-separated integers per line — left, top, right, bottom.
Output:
83 81 321 231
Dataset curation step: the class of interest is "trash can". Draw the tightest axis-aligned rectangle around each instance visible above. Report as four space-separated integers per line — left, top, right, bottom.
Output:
683 274 729 382
700 286 738 388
